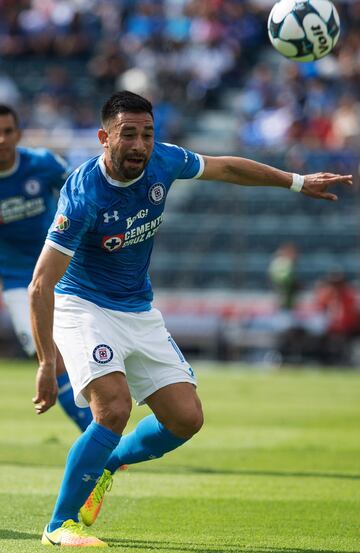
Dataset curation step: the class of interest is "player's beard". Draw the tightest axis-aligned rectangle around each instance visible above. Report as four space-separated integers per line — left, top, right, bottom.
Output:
110 150 147 181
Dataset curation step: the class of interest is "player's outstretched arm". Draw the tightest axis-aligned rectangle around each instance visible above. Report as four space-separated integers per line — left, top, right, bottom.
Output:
29 245 71 415
199 156 352 201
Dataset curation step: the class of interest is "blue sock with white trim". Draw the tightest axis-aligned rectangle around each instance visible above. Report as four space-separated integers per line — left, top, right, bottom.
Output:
48 421 121 531
56 372 92 432
105 414 188 473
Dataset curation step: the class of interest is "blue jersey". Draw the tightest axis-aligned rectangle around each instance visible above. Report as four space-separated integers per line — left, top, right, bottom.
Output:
47 142 204 312
0 147 70 290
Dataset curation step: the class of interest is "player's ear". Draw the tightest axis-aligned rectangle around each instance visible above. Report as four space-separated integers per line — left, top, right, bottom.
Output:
98 128 108 148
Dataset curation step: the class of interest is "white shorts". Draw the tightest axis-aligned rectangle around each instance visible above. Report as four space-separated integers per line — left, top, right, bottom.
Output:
53 294 196 408
2 288 36 356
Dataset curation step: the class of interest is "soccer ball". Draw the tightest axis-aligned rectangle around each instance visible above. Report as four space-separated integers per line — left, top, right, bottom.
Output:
268 0 340 62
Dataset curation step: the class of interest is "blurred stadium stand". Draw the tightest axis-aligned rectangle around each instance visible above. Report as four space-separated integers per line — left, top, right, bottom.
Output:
1 0 360 362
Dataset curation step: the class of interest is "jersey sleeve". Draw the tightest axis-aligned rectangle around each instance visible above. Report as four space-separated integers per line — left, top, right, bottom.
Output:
161 142 205 180
46 175 96 257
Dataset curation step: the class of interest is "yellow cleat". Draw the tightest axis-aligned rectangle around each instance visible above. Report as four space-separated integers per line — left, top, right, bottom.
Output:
41 519 108 547
80 469 114 527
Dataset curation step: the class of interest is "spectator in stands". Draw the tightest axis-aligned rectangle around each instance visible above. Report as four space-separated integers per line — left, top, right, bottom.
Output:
269 243 299 311
88 40 127 90
0 0 268 137
331 93 360 149
0 73 21 106
0 0 358 150
313 271 360 365
268 243 307 364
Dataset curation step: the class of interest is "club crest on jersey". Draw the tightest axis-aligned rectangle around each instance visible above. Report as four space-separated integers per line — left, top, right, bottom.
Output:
24 179 41 195
102 233 125 252
148 182 166 205
54 214 70 232
93 344 113 364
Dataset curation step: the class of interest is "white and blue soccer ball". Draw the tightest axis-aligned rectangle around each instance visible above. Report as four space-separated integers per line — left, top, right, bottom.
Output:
268 0 340 62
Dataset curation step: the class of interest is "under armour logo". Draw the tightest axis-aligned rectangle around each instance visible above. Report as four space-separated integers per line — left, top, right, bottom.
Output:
103 211 119 223
82 474 100 483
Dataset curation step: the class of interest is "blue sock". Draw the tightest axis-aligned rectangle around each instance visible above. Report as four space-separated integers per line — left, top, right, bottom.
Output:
105 414 188 473
48 421 120 531
56 373 93 432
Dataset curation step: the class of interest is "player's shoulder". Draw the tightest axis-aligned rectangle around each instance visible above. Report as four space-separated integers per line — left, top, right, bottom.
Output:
150 141 203 180
68 155 100 184
18 146 68 171
63 155 101 200
19 146 54 163
154 141 202 166
150 142 194 175
152 141 188 161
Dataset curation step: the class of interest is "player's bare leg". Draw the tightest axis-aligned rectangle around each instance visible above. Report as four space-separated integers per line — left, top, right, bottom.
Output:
146 382 204 439
84 371 132 435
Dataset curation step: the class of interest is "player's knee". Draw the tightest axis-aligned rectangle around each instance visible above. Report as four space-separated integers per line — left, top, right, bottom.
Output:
94 397 132 435
171 407 204 439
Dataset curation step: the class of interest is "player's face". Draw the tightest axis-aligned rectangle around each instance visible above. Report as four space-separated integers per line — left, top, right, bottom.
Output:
99 112 154 181
0 114 21 170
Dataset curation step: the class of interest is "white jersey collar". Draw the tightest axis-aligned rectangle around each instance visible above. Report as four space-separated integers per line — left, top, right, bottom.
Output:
99 154 144 188
0 151 20 178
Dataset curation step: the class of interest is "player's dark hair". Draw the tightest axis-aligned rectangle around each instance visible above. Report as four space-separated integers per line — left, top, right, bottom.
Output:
0 104 19 127
101 91 153 127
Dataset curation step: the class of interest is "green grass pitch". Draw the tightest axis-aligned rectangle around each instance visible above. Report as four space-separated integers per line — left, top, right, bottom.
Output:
0 359 359 552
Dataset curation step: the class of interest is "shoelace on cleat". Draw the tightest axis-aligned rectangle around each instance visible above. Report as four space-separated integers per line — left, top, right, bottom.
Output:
62 520 93 537
92 474 113 505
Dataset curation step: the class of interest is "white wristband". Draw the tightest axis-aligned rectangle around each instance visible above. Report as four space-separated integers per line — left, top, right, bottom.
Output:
290 173 305 192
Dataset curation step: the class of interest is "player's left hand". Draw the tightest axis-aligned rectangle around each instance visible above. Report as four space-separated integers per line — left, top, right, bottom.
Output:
33 365 58 415
302 173 353 201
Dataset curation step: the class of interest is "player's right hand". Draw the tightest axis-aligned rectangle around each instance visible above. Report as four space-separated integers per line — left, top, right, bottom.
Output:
33 365 58 414
302 173 353 201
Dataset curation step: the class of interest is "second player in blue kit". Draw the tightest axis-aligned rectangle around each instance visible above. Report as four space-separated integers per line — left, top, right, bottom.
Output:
0 104 92 432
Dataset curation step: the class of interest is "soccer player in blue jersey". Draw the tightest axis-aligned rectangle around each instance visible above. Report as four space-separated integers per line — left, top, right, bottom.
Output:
0 104 92 432
29 91 352 547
